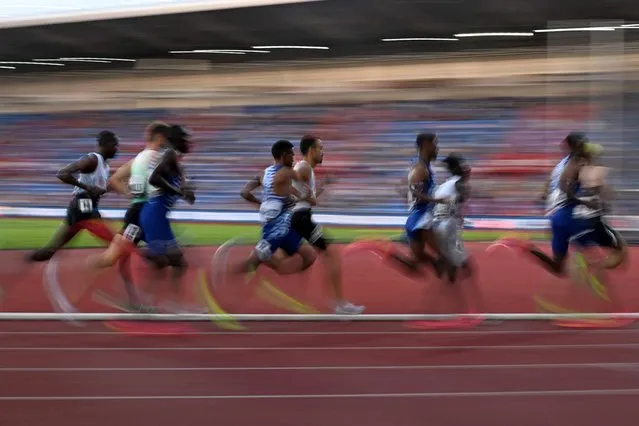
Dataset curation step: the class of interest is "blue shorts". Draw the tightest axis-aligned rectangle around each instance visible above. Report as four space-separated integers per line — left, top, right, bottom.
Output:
405 208 434 241
139 200 177 256
254 217 303 261
572 217 622 250
550 206 580 257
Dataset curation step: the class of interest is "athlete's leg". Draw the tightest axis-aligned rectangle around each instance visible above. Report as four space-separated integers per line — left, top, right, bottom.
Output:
506 208 573 275
27 222 80 262
76 218 116 244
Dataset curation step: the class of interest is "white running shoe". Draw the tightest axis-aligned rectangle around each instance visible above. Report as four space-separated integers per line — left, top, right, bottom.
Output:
334 301 365 315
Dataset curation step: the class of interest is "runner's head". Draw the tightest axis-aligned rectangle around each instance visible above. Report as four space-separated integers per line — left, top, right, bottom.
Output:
97 130 119 159
300 134 323 166
564 132 587 156
272 139 295 167
167 125 191 154
416 132 438 162
442 153 470 179
145 121 171 149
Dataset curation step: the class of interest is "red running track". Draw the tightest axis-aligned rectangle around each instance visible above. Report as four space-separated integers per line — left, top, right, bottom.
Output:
3 322 639 425
1 242 639 314
1 243 639 425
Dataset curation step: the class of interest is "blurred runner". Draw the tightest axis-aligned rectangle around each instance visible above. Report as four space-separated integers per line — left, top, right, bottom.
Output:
86 121 170 309
27 131 119 262
138 125 196 311
291 135 364 314
236 140 317 277
570 143 627 292
385 132 449 278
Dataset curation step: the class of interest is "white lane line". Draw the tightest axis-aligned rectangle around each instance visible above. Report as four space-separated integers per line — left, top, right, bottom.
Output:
1 328 639 336
3 388 639 401
3 343 639 351
1 362 638 372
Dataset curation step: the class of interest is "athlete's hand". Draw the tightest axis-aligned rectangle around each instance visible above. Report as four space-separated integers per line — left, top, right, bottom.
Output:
182 189 196 205
86 185 107 197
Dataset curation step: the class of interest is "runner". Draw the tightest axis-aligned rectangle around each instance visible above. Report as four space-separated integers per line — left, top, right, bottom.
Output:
291 135 364 314
385 132 449 277
138 124 195 309
407 153 484 329
498 132 589 275
86 121 170 308
235 139 317 276
571 143 627 287
27 131 119 262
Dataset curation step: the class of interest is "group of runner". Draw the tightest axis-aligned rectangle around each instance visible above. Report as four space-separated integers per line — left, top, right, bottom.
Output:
24 123 628 319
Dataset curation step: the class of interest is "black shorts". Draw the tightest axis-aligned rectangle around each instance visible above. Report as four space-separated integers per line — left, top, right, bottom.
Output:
575 217 624 250
122 202 145 245
66 194 101 227
290 209 329 251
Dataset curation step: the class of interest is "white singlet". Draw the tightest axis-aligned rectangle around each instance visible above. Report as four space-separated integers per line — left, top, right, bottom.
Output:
433 175 462 219
545 155 571 216
432 175 467 267
292 160 316 211
72 152 109 195
129 148 161 200
573 165 608 219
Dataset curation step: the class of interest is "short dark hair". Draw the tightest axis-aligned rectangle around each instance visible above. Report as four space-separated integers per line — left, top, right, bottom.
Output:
442 153 465 176
565 132 587 148
272 139 294 159
300 135 319 155
416 132 437 150
97 130 118 146
167 125 191 153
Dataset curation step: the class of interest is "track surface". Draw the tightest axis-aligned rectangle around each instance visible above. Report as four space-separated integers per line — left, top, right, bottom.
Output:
1 243 639 425
4 322 639 425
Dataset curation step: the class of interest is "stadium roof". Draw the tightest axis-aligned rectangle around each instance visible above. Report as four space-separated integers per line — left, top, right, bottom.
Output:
1 0 639 73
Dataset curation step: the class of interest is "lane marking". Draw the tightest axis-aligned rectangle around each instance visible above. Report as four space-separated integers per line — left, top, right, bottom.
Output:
2 328 639 336
1 362 639 372
4 343 639 351
3 388 639 401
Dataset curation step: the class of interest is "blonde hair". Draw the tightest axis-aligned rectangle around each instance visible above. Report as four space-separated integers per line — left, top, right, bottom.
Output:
145 120 169 142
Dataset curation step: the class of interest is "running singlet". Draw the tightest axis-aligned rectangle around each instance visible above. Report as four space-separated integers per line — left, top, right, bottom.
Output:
573 165 607 219
147 149 182 209
259 165 293 225
545 155 572 216
407 161 436 213
292 160 315 211
72 152 109 198
129 148 160 204
433 176 462 219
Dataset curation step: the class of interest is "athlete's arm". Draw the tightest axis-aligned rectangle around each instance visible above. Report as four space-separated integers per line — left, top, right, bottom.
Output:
149 149 194 203
57 154 103 196
240 173 262 205
540 176 551 201
456 180 470 203
409 164 445 204
274 168 304 199
108 159 133 197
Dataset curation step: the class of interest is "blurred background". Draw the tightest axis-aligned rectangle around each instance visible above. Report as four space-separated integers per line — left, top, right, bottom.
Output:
0 0 638 218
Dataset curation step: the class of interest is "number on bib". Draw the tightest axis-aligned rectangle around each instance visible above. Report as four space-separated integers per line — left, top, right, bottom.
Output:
123 224 141 242
129 176 146 196
78 198 93 213
255 239 272 261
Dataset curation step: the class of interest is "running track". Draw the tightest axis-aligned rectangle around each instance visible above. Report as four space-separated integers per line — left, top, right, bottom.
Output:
1 243 639 425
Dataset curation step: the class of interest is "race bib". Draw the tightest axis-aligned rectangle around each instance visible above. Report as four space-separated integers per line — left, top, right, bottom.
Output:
128 175 146 196
123 224 141 242
78 198 93 213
